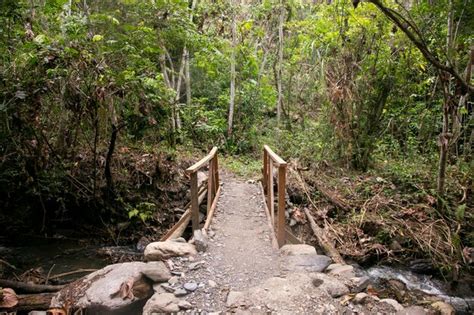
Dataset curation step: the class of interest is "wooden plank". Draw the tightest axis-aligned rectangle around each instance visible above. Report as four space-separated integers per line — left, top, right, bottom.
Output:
277 164 286 247
214 155 220 189
268 161 274 227
190 171 199 231
263 149 268 192
285 228 302 244
258 182 279 249
161 188 207 241
203 186 221 231
264 145 286 166
186 147 218 174
207 160 214 213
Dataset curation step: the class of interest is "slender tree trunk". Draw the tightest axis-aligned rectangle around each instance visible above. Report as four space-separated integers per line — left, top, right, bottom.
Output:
185 48 191 109
185 0 196 112
227 1 237 137
437 0 454 196
276 0 284 123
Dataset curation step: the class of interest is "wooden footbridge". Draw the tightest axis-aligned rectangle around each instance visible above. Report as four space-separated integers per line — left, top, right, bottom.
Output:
161 146 301 247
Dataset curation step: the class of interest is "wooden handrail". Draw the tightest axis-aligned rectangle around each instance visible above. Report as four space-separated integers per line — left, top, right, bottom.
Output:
161 147 220 241
262 145 287 247
188 147 220 234
186 147 218 174
264 145 287 166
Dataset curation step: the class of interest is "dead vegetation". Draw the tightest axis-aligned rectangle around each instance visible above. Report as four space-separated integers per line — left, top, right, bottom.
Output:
285 159 473 280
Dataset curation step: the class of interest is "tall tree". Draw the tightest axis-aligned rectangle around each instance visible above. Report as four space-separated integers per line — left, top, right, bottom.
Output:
276 0 285 123
228 0 237 136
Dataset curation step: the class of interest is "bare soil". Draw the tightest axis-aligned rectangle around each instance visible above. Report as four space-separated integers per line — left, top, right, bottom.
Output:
183 172 280 311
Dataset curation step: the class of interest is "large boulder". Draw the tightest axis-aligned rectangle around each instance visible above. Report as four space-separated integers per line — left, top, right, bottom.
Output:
142 293 180 314
280 244 317 256
144 240 197 261
51 261 171 314
280 254 332 273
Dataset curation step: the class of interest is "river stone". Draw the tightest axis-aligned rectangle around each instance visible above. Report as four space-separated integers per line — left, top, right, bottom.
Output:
431 301 455 315
350 276 371 293
281 254 332 273
226 291 244 307
193 230 208 252
142 292 180 314
353 292 369 304
173 288 188 297
184 282 198 292
380 298 404 312
313 273 349 298
178 300 192 310
327 264 355 278
51 261 170 314
144 240 197 261
280 244 317 256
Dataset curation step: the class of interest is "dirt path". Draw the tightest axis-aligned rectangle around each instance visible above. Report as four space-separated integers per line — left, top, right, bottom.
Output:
183 172 280 312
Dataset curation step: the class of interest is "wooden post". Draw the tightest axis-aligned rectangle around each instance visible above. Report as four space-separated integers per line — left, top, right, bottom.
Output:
207 161 214 213
268 161 274 227
214 155 220 188
190 171 199 231
263 150 268 192
277 164 286 247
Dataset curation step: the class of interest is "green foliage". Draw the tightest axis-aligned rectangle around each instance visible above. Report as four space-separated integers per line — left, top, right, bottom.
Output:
127 202 156 223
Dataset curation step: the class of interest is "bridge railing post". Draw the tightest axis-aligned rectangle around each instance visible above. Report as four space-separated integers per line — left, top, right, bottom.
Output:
277 164 286 247
190 171 199 232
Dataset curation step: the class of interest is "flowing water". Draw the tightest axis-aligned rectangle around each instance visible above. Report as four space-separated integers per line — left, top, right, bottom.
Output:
364 265 474 314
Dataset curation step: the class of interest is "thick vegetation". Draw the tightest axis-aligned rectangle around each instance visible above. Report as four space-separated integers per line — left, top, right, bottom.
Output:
0 0 472 277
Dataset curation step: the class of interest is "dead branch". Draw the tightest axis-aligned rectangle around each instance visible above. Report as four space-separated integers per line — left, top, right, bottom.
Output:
304 207 345 264
0 279 64 294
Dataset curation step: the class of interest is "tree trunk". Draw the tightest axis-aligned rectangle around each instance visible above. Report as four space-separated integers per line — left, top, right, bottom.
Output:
437 0 454 196
276 0 284 123
105 124 119 199
227 1 237 137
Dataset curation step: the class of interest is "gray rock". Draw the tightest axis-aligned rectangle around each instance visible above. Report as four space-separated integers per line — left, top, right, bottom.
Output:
178 300 193 310
281 254 332 273
380 298 404 312
208 280 217 287
168 276 179 285
353 292 369 304
319 277 349 298
193 229 208 252
160 283 175 293
226 291 244 307
327 264 355 278
144 241 197 261
350 276 371 293
142 292 180 314
173 288 188 297
431 301 455 315
280 244 317 256
51 262 170 312
396 306 428 315
188 261 205 270
184 282 198 292
326 263 343 272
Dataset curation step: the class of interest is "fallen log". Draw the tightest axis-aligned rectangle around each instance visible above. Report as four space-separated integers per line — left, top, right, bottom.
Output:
5 293 55 311
304 207 345 264
0 279 63 294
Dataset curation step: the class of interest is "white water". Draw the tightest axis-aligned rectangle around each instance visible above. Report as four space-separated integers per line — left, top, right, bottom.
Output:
365 266 473 313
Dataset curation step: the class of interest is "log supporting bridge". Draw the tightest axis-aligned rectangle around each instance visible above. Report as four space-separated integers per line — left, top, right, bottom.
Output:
162 145 301 246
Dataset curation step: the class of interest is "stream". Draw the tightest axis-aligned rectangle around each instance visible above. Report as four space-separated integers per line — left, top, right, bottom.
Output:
1 239 473 314
364 265 474 314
